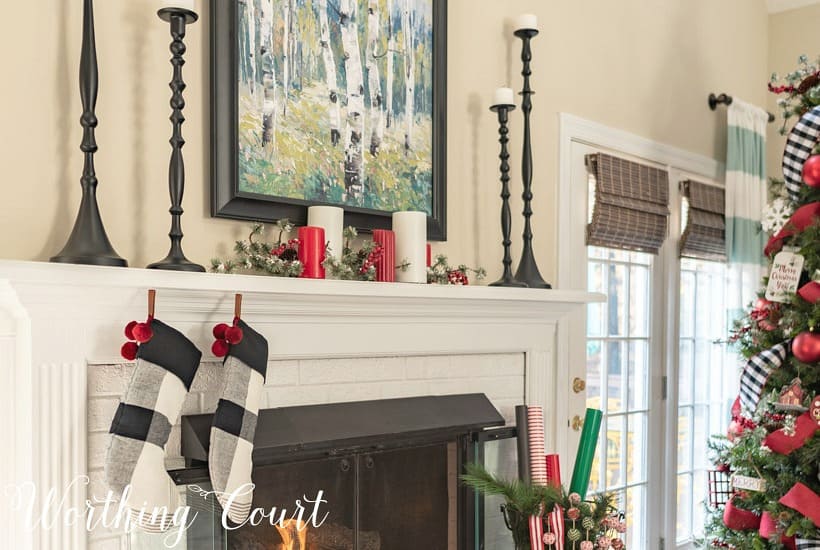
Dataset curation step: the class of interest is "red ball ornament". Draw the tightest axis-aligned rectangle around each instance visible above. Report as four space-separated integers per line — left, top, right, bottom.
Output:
802 154 820 188
121 341 138 361
792 331 820 363
131 322 154 343
212 339 229 357
727 419 745 441
225 326 244 345
212 323 229 340
124 320 138 340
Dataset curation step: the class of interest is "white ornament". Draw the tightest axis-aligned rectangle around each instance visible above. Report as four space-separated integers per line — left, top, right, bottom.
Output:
762 198 794 234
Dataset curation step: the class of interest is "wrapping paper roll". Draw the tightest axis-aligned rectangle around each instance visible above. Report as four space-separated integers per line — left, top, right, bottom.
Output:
307 206 344 258
527 407 547 486
515 405 531 482
569 408 603 499
545 454 561 488
372 229 396 282
545 504 565 550
393 211 427 283
297 226 326 279
528 515 544 550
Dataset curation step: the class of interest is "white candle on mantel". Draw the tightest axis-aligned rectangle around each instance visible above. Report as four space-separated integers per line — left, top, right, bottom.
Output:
162 0 195 11
492 87 515 107
393 211 427 283
513 14 538 31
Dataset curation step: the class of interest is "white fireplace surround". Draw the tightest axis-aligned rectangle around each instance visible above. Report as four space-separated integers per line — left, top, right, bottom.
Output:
0 260 600 550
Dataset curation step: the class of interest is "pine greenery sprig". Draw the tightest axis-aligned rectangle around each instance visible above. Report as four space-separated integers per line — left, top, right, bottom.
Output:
322 226 383 281
427 254 486 285
210 220 303 277
461 462 561 517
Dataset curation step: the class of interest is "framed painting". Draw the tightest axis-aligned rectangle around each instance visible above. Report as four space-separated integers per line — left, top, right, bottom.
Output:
211 0 447 240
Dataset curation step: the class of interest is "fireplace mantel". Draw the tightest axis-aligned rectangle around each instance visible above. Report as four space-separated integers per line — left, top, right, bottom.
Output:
0 260 601 550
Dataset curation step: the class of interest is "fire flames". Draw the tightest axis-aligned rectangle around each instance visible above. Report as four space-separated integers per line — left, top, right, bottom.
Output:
275 519 308 550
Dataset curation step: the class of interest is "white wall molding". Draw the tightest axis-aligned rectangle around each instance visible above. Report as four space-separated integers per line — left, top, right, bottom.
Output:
0 259 600 549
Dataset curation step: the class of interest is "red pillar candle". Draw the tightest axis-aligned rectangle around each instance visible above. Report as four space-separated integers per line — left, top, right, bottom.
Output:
426 243 432 267
372 229 396 282
298 226 326 279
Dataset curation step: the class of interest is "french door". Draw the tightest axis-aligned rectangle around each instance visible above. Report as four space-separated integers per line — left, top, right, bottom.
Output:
559 117 737 550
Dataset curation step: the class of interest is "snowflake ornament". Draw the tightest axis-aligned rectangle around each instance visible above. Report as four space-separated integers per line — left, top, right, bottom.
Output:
761 198 794 234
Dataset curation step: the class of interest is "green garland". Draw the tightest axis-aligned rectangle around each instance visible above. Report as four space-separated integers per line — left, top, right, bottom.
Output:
210 221 303 277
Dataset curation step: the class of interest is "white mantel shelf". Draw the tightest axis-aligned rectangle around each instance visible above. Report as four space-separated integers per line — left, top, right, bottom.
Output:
0 259 601 306
0 259 601 550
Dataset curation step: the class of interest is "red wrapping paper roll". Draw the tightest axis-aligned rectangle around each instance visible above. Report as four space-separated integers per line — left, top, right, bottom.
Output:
372 229 396 282
298 226 326 279
545 454 561 488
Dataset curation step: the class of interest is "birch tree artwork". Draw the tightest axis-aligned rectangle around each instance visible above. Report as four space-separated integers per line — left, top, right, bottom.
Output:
236 0 435 213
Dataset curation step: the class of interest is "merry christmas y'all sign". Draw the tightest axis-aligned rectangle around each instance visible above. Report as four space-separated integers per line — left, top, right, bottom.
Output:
766 250 805 303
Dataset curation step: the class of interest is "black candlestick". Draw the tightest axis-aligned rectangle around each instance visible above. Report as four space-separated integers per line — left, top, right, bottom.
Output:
512 29 551 289
490 104 527 288
51 0 127 267
148 7 204 272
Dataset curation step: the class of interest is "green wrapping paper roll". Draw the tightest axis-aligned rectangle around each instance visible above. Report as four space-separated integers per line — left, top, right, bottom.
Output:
569 408 603 499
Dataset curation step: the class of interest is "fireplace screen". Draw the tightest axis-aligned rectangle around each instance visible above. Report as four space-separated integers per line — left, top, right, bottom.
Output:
129 394 516 550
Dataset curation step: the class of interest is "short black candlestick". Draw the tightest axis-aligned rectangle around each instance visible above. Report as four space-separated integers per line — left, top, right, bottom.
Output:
512 29 551 289
148 7 204 272
51 0 127 267
490 104 527 288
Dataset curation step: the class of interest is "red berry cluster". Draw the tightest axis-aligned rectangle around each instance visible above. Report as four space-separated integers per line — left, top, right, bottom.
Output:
120 317 154 360
767 83 796 94
446 270 469 285
211 318 244 357
359 244 384 274
272 239 300 261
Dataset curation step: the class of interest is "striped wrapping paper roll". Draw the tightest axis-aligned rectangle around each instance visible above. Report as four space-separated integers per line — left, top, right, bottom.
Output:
526 407 546 550
516 406 531 482
527 406 547 485
544 454 565 550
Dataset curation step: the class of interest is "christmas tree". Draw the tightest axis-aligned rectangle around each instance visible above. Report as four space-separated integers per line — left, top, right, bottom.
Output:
705 55 820 549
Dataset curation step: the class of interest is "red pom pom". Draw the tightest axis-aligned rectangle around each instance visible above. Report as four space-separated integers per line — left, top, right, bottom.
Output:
124 320 138 340
225 326 244 345
212 339 229 357
802 154 820 188
213 323 229 340
121 341 138 361
132 322 154 343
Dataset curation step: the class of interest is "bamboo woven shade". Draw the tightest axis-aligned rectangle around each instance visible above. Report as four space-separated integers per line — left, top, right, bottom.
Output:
585 153 670 254
680 179 726 261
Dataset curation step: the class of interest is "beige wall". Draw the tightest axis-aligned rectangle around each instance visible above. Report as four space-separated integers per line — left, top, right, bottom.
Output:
767 3 820 180
0 0 769 284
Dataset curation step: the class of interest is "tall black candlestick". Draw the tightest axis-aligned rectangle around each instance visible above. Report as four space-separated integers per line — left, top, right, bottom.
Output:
51 0 127 267
490 104 527 288
513 29 551 289
148 7 204 272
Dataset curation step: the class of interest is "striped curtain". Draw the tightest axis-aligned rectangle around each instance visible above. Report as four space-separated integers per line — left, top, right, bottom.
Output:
725 99 769 322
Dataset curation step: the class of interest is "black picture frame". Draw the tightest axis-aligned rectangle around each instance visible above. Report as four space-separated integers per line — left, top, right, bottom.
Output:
210 0 448 240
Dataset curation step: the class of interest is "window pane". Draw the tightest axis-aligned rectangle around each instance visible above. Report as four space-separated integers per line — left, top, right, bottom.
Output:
628 340 649 410
606 415 625 488
678 340 694 406
677 407 692 472
586 340 603 411
626 485 647 549
606 264 628 337
629 265 649 337
680 271 696 338
627 413 647 484
677 473 692 541
694 341 711 404
693 469 707 537
607 341 627 414
693 405 709 469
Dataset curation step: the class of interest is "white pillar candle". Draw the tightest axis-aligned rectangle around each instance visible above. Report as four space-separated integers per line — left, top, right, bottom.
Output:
492 87 515 107
307 205 344 258
162 0 195 11
513 13 538 31
393 211 427 283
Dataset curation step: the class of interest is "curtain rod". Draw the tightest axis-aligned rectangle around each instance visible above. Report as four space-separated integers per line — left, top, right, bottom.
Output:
708 92 775 123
